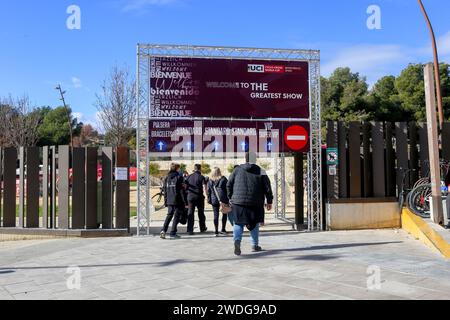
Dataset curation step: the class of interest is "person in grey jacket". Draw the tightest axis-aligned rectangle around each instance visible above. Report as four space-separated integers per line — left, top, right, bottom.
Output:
227 152 273 255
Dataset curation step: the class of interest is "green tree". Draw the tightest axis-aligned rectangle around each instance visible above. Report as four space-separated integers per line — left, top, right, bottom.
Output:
38 106 81 146
394 64 426 122
149 163 160 176
321 68 370 122
201 162 211 175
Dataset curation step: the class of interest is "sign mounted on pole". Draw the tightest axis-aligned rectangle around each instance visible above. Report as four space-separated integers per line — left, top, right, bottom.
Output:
326 148 339 166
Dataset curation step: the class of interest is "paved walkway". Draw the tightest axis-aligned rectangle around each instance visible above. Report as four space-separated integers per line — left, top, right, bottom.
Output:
0 229 449 300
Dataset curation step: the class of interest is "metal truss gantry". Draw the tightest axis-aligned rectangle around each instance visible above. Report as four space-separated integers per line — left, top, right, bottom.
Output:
136 44 322 235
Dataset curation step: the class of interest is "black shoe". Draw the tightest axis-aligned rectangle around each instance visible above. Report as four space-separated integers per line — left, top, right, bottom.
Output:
215 232 220 237
252 245 263 252
187 232 195 236
220 230 228 235
234 241 241 256
170 234 181 240
200 228 208 233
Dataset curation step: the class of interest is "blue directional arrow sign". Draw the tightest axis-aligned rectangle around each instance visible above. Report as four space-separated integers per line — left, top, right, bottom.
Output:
156 141 166 152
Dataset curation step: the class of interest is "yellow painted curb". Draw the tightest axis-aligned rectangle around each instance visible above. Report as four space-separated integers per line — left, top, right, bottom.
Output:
401 208 450 259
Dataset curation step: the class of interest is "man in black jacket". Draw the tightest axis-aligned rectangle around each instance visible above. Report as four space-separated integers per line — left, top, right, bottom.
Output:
185 164 208 235
161 163 187 239
227 152 273 255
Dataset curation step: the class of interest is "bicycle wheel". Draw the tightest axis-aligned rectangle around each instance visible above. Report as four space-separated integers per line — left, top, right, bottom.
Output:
407 184 431 218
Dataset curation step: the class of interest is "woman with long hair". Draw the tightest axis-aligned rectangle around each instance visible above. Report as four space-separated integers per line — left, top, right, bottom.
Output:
207 167 230 236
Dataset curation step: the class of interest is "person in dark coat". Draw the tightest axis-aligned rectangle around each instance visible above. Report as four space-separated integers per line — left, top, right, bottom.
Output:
227 152 273 255
207 167 230 236
185 164 208 235
161 163 187 239
445 169 450 229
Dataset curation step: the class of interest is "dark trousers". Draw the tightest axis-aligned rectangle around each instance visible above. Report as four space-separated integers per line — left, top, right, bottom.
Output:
162 205 181 236
187 198 206 233
212 205 228 233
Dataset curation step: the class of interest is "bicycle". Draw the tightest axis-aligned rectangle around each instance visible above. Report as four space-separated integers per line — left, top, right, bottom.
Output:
406 160 450 219
151 185 166 211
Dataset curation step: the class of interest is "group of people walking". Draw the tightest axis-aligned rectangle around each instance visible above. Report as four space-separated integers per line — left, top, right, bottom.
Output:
160 152 274 255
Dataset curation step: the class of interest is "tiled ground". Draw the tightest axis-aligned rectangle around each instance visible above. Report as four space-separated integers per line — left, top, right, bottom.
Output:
0 228 449 300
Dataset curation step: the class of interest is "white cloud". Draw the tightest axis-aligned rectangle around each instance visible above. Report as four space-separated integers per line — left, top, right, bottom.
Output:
322 44 413 85
122 0 177 12
71 77 82 88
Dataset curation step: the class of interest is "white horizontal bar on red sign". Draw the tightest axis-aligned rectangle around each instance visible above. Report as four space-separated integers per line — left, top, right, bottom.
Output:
286 135 307 141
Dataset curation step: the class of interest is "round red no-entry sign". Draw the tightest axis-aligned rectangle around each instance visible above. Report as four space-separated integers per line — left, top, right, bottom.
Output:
284 125 309 151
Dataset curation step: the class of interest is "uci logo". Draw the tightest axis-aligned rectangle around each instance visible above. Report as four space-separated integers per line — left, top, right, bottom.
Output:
248 64 265 73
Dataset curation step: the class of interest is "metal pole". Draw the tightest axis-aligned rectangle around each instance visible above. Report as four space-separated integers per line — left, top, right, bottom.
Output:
418 0 444 130
424 63 444 225
56 85 74 147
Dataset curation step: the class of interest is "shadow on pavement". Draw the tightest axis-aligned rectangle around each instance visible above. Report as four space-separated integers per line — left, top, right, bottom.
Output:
0 241 401 271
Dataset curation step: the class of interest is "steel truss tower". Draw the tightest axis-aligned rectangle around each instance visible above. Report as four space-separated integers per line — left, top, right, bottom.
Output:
136 44 322 235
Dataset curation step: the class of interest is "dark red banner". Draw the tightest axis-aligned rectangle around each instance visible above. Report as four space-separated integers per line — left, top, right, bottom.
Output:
149 120 310 155
150 57 309 119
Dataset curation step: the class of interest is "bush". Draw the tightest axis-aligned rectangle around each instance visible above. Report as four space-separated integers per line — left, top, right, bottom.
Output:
201 162 211 175
149 163 160 176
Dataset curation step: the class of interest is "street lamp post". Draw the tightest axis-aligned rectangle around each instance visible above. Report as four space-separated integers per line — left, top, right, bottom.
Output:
55 85 74 147
418 0 444 129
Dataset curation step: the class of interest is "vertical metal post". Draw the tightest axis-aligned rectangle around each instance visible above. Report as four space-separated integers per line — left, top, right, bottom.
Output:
72 147 86 229
51 146 57 229
85 147 98 229
26 147 40 228
18 147 25 228
43 147 49 229
116 147 130 230
58 146 70 229
2 148 17 227
372 122 386 197
349 122 361 198
424 63 444 224
102 147 113 229
294 153 304 229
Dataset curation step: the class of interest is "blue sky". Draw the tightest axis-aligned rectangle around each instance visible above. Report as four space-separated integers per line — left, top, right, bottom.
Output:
1 0 449 127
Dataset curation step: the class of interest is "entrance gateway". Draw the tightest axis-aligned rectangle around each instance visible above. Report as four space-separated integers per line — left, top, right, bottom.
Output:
136 45 322 235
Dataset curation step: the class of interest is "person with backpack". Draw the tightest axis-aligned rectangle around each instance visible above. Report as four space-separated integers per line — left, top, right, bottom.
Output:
207 167 231 236
227 152 273 255
185 164 208 235
160 163 187 240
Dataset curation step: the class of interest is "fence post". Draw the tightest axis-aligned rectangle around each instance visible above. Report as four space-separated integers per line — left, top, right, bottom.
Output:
338 122 348 198
115 147 130 230
326 121 339 200
349 122 362 198
409 122 419 185
362 122 373 197
2 148 16 227
26 147 40 228
18 147 25 227
396 122 409 194
58 146 70 229
43 147 49 229
371 122 386 197
86 147 98 229
102 147 114 229
385 123 396 197
72 147 86 229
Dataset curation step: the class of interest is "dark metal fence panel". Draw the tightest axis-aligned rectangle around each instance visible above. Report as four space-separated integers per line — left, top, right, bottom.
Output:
349 122 362 198
42 147 49 229
371 122 386 197
26 147 40 228
2 148 17 227
86 147 98 229
362 123 373 197
395 122 408 195
338 122 348 198
442 122 450 162
326 121 339 200
72 148 86 229
385 123 396 197
115 147 130 230
102 147 114 229
58 146 70 229
418 123 429 177
18 147 25 227
409 122 419 185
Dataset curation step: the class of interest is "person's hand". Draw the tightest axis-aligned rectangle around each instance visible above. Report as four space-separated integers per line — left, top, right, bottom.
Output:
266 204 272 211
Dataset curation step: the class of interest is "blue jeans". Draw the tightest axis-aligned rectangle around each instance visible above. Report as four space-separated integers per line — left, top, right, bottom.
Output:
233 224 259 246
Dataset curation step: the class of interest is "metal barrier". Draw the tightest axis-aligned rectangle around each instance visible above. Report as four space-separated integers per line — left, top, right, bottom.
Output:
0 146 130 231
